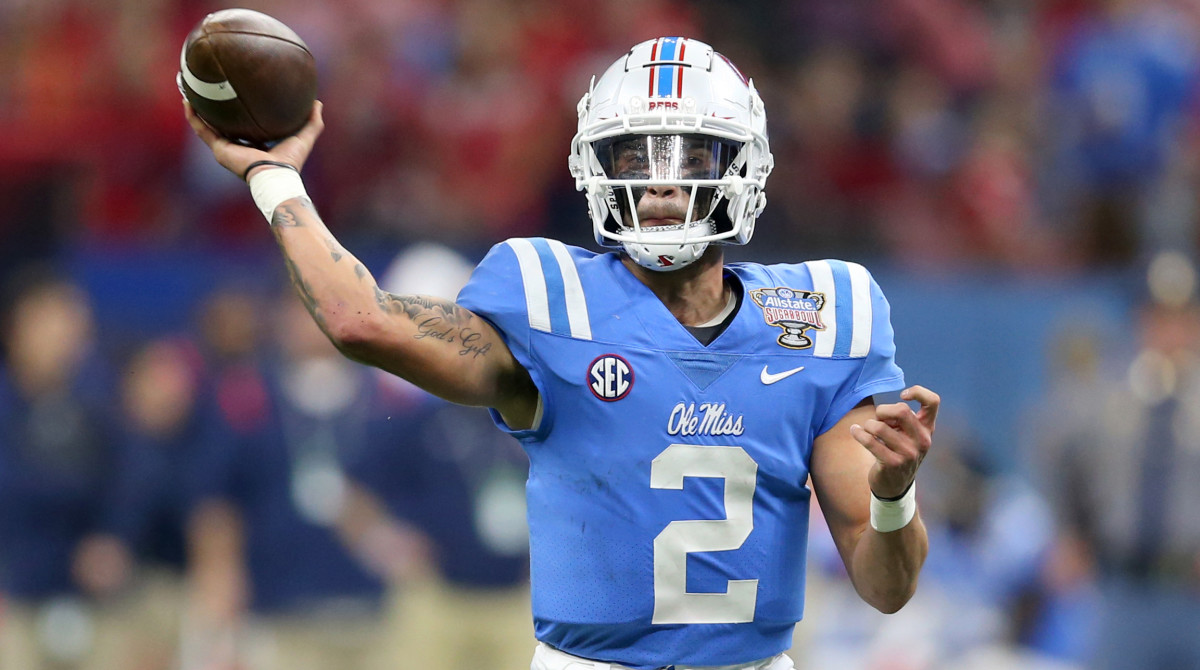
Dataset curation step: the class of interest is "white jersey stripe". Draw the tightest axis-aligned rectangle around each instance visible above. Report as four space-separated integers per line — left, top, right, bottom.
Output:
546 239 593 340
505 238 552 333
847 262 873 358
806 260 837 358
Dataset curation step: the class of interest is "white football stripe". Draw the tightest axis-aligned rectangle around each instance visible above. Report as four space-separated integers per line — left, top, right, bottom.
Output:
179 42 238 101
806 260 837 358
546 239 592 340
505 239 552 333
847 261 873 358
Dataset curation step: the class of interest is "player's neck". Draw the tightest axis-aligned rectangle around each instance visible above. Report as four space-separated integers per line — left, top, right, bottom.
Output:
622 247 729 326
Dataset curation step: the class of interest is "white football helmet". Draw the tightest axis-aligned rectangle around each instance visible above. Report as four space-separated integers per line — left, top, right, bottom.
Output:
569 37 773 271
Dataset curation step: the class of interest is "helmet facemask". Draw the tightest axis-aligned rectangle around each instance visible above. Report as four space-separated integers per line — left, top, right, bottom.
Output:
591 134 743 270
569 37 773 272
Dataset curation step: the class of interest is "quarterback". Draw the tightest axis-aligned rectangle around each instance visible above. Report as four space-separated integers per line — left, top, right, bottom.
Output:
185 36 939 670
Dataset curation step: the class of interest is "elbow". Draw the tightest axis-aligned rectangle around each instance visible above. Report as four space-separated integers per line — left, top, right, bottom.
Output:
864 581 919 615
873 595 913 615
322 311 387 361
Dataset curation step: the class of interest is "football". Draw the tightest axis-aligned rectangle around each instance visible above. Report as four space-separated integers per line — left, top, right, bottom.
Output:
179 8 317 147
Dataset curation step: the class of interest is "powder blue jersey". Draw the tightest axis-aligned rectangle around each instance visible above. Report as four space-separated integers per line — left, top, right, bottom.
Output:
456 238 904 669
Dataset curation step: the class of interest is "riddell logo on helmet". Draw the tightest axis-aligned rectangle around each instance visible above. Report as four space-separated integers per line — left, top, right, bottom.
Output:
647 100 679 111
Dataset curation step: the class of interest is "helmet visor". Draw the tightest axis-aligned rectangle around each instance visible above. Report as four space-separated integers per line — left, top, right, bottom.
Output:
595 134 740 182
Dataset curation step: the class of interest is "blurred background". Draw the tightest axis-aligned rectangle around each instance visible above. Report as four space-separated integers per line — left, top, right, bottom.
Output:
2 0 1200 669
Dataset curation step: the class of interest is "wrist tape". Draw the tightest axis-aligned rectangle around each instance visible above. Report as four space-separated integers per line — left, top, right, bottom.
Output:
870 482 917 533
248 166 308 222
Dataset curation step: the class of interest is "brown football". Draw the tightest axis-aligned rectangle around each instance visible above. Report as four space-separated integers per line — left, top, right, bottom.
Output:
179 8 317 147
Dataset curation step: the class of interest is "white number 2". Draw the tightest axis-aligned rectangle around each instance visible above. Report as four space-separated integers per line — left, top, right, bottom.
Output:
650 444 758 624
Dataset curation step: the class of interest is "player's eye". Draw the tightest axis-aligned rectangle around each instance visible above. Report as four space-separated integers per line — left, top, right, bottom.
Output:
613 148 648 177
619 149 647 165
682 152 715 176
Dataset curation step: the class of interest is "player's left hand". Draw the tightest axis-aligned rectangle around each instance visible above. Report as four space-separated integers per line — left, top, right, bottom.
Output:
850 385 939 500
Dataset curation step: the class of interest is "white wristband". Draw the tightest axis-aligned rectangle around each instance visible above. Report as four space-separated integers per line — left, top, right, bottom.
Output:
248 167 308 222
870 482 917 533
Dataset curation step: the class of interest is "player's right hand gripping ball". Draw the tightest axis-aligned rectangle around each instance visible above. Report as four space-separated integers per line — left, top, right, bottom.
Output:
179 8 317 148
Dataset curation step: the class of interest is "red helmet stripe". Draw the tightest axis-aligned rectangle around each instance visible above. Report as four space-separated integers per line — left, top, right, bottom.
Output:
677 39 686 97
648 39 659 96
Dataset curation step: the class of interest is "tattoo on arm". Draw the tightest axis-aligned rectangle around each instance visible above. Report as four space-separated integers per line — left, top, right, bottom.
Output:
269 200 490 359
272 202 342 262
270 202 308 228
281 256 328 332
373 291 493 358
324 237 343 263
271 202 332 333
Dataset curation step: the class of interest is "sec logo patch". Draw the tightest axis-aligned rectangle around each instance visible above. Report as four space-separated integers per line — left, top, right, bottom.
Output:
588 354 634 401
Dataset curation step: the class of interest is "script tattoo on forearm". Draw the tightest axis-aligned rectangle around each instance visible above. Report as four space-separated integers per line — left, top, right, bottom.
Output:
373 291 493 359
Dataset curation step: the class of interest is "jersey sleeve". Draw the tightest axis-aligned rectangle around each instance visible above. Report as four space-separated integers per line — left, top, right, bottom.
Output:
814 262 906 435
454 239 544 436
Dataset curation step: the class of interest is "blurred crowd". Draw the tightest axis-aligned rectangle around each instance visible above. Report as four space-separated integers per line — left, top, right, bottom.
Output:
2 0 1200 668
2 0 1199 267
0 247 536 670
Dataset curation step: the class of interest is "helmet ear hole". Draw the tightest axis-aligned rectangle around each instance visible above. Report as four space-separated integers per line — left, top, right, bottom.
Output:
603 211 623 238
711 196 735 236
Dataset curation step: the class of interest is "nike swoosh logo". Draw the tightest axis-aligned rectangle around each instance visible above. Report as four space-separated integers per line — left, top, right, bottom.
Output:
760 365 805 385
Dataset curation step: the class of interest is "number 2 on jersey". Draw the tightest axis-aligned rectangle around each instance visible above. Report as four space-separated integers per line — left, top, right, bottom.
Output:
650 444 759 624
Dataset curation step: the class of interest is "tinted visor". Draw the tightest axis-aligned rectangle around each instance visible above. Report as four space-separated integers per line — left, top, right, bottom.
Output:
595 134 740 181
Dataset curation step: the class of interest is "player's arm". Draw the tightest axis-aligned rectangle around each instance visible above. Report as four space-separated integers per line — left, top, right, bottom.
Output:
184 101 539 428
809 385 939 613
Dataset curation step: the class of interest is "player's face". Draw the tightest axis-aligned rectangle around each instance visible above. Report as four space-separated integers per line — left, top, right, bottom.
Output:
598 135 735 228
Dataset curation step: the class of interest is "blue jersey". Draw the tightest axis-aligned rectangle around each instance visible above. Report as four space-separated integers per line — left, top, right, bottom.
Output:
457 239 904 668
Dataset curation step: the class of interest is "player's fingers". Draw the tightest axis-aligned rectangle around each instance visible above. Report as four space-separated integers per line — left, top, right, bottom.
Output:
901 385 941 432
875 402 921 439
292 100 325 147
850 421 909 467
876 403 933 459
183 100 222 147
879 404 933 462
868 418 921 459
273 101 324 169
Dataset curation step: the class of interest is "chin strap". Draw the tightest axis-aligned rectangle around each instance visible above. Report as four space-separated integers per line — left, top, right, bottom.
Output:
624 240 709 272
619 216 717 271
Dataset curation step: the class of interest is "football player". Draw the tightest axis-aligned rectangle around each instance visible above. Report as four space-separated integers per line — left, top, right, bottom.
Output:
185 36 939 670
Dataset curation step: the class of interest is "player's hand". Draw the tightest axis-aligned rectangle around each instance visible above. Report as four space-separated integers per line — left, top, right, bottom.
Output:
850 385 939 500
184 99 324 181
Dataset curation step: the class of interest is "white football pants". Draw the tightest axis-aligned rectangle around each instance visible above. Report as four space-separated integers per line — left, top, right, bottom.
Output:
531 642 795 670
